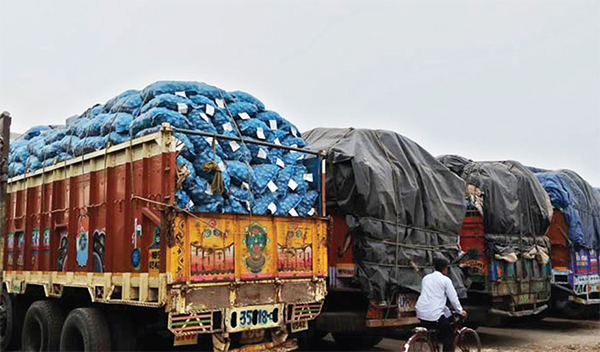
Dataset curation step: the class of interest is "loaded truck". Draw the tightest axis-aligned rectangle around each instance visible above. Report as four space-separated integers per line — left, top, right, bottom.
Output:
529 168 600 317
303 128 468 349
0 113 329 351
439 156 553 325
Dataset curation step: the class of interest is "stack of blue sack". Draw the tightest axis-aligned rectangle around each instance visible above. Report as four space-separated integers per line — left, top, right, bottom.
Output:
8 81 319 217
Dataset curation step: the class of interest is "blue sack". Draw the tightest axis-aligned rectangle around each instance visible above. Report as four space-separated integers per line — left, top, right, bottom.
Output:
73 136 106 156
101 113 134 135
186 110 218 133
12 145 29 163
176 190 194 210
230 91 265 111
8 162 26 177
27 136 47 156
223 198 249 214
226 160 253 186
226 102 259 119
108 92 142 114
188 135 226 159
252 192 280 215
22 126 52 140
56 135 81 153
104 90 139 111
40 142 61 160
130 108 193 137
26 155 42 172
140 94 195 114
239 119 272 141
281 134 307 148
104 132 130 146
297 190 319 216
276 193 303 216
188 94 217 108
45 129 67 144
251 164 279 194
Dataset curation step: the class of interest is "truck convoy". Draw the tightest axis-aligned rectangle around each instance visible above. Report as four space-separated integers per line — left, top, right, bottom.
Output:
0 81 329 352
529 168 600 316
304 128 468 349
438 156 553 325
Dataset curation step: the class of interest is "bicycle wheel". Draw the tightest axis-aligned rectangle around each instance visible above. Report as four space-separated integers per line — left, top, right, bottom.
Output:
454 327 482 352
403 332 435 352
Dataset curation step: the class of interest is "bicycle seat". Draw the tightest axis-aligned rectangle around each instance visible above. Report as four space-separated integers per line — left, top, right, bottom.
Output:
413 327 428 333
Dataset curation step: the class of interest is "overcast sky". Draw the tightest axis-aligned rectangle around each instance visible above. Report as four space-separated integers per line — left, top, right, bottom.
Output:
1 0 599 185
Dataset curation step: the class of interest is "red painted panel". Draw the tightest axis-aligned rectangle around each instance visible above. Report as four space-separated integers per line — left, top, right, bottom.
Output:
547 210 569 268
328 214 354 267
3 152 176 275
459 214 487 274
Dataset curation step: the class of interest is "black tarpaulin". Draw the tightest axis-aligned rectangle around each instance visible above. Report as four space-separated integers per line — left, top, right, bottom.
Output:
438 156 553 260
304 128 467 302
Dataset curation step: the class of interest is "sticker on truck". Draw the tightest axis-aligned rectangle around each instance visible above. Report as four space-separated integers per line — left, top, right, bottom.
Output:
225 304 284 333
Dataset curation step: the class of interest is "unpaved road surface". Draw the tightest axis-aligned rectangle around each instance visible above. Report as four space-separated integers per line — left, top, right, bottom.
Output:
315 317 600 352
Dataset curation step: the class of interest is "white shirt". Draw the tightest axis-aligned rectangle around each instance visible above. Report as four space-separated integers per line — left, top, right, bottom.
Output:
415 271 463 322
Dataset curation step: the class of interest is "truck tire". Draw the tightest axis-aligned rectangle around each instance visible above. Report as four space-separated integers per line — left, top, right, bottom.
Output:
21 300 66 352
60 308 111 352
1 291 25 351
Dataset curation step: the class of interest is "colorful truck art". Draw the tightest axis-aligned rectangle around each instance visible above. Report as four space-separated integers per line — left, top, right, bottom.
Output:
168 212 327 284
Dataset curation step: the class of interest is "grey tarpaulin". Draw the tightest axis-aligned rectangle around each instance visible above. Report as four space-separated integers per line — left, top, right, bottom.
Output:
438 157 553 260
304 128 467 302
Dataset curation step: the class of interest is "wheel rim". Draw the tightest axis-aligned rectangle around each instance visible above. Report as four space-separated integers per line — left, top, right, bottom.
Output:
456 329 481 352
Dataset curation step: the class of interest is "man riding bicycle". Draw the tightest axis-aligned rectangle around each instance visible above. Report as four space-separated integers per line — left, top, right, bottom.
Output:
415 258 467 352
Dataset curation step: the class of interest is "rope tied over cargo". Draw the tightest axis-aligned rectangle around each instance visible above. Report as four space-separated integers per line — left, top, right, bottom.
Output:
202 137 224 194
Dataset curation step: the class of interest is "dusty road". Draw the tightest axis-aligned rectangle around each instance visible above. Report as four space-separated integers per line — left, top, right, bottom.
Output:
312 317 600 352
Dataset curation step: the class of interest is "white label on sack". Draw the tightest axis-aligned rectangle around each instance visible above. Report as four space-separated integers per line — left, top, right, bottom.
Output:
269 120 278 130
291 144 298 148
276 158 285 168
177 103 188 114
215 99 225 108
291 127 298 137
267 180 278 193
245 201 251 211
185 199 194 210
267 202 277 214
238 112 251 120
175 91 186 97
205 136 214 145
303 173 314 182
206 187 214 195
222 122 233 132
289 208 299 217
200 112 210 122
242 182 250 190
256 127 266 140
308 208 315 216
206 104 215 116
257 148 268 159
274 138 281 146
297 154 304 160
229 140 240 152
288 179 298 190
218 161 226 172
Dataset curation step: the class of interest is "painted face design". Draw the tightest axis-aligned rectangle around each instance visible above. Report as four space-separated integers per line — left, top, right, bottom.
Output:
244 222 268 273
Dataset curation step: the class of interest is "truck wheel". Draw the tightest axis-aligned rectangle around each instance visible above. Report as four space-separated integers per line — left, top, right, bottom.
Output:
21 300 66 352
332 332 383 350
1 291 25 351
60 308 111 352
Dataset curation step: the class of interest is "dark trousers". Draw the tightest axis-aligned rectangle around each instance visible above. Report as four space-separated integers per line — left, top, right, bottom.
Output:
419 315 454 352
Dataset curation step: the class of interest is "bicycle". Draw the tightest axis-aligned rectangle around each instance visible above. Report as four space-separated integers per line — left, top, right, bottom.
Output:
403 313 481 352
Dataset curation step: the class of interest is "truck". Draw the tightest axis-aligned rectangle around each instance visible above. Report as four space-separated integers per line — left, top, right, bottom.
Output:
0 113 329 352
439 156 553 325
304 128 468 349
529 168 600 317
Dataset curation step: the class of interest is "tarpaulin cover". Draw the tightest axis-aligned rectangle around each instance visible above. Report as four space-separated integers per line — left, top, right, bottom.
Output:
304 128 467 301
438 156 553 259
529 168 600 249
8 81 319 218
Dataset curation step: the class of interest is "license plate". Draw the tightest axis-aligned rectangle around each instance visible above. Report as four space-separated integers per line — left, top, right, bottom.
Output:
291 320 308 333
173 334 198 346
398 293 417 312
225 304 284 333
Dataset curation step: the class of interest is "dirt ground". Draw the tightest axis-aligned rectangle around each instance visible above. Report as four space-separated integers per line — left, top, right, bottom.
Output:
316 317 600 352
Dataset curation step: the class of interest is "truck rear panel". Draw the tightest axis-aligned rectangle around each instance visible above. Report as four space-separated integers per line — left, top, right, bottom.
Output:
2 127 328 337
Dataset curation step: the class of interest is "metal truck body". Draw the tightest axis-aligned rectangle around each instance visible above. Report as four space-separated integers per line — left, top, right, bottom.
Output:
0 122 328 351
